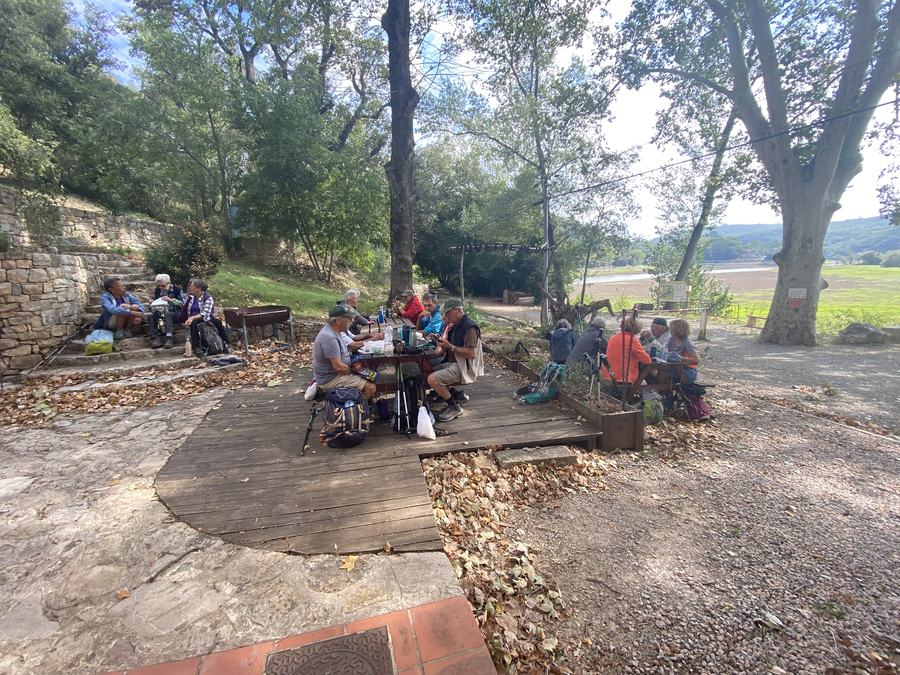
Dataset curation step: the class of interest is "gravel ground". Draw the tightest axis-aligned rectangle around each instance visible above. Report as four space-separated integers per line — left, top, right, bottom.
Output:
514 393 900 673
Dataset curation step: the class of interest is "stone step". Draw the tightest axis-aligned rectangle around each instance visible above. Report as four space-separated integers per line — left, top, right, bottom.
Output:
50 347 166 366
26 354 199 381
55 361 246 393
66 332 186 354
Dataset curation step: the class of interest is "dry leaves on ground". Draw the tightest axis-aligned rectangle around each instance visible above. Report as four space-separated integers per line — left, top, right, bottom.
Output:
422 448 608 673
0 340 312 428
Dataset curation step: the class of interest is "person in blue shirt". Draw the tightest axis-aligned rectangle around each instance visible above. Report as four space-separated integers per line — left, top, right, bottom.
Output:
417 292 444 335
96 277 144 339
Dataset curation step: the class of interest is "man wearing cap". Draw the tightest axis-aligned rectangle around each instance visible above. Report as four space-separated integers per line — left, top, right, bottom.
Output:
426 298 484 422
640 317 670 353
393 289 425 324
313 305 377 399
148 274 185 349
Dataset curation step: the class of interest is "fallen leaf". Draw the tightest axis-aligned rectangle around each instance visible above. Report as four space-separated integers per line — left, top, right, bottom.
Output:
339 555 359 572
115 588 131 600
383 541 393 554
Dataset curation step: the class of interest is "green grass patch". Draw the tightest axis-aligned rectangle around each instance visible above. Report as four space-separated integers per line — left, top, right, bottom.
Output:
211 260 380 318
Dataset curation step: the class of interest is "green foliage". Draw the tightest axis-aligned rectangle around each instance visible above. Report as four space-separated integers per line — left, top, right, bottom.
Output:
881 250 900 268
858 251 885 265
144 222 224 287
18 190 61 246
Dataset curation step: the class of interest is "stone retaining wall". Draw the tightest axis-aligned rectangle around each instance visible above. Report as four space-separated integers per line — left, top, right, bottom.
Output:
0 252 98 376
0 185 174 252
232 237 297 268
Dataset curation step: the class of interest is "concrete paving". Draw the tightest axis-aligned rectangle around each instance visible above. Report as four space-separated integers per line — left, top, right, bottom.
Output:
0 391 460 675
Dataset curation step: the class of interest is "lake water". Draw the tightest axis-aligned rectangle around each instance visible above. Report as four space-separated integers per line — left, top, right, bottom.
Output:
585 265 776 284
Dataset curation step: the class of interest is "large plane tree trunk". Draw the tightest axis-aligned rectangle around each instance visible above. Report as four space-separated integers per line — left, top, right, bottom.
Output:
382 0 419 300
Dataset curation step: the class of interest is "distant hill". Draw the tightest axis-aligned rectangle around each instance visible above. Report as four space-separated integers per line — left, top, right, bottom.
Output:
707 216 899 261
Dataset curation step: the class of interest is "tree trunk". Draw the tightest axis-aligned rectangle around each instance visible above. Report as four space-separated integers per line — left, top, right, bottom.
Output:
674 109 737 283
759 201 829 346
382 0 419 301
579 242 592 307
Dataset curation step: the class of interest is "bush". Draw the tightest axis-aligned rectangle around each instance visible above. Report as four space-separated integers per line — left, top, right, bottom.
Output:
857 251 884 265
880 250 900 267
145 221 224 287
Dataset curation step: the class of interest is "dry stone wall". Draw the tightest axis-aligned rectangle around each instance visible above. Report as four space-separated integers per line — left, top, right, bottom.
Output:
1 252 97 375
0 185 174 252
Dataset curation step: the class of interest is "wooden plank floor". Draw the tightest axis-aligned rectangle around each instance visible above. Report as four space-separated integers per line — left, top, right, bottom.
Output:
155 364 601 554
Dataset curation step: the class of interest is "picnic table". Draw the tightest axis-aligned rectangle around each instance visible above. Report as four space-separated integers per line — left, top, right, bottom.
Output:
620 360 687 401
356 350 438 395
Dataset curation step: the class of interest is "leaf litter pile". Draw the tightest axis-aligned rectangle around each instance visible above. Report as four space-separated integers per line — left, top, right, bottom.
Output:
422 448 608 673
0 340 311 428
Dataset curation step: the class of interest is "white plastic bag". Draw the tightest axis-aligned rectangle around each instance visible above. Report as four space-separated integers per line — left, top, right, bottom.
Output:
304 381 318 401
417 405 436 440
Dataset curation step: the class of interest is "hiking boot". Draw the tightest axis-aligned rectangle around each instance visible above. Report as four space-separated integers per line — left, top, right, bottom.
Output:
113 329 126 340
436 400 463 422
150 336 164 349
163 337 174 349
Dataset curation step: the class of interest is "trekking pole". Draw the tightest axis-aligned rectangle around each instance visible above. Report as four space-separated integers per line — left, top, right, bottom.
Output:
301 405 320 456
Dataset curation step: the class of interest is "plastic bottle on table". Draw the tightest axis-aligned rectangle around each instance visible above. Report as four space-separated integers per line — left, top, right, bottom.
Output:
383 324 394 355
377 306 385 326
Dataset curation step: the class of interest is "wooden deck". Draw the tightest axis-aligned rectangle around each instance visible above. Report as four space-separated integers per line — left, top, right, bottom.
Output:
155 364 602 555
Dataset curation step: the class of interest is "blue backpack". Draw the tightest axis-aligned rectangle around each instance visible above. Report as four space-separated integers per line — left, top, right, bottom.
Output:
319 387 369 448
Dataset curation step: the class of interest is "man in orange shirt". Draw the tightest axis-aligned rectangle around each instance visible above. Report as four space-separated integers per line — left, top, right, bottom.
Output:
602 315 651 386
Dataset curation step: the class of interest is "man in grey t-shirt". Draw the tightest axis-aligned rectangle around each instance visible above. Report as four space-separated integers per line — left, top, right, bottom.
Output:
313 304 376 398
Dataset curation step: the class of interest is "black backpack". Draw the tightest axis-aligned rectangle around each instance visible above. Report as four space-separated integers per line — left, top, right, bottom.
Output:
319 387 369 448
196 321 224 357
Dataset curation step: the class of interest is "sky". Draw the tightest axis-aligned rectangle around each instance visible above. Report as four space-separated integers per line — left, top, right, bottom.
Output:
82 0 889 239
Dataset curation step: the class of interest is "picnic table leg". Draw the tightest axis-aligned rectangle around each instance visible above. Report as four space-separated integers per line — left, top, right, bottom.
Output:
241 317 249 352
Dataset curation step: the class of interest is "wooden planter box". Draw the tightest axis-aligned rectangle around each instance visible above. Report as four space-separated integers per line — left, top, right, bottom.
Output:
484 345 644 452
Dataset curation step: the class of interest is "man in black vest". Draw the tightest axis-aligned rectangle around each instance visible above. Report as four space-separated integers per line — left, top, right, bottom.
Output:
426 298 484 422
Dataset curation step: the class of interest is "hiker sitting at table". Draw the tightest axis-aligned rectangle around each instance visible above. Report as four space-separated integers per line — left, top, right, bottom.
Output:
602 315 651 390
338 288 371 335
313 304 377 399
417 292 444 335
639 317 670 354
180 278 230 357
545 318 576 364
566 316 608 374
97 277 144 339
148 273 185 350
663 318 700 384
393 289 425 324
426 298 484 422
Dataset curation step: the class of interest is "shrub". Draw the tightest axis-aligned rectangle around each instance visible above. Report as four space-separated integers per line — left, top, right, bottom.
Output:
857 251 884 265
144 221 224 286
880 250 900 267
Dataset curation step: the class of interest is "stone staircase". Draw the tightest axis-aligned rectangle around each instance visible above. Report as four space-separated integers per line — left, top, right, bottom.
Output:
25 252 242 389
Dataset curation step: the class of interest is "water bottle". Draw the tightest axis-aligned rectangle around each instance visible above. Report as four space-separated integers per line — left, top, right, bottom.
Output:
377 306 385 326
383 324 394 355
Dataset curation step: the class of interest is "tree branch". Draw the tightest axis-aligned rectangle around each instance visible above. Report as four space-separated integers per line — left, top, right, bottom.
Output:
641 67 735 99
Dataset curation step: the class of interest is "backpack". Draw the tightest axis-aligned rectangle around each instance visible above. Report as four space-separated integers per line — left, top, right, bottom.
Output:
517 362 565 405
678 382 711 421
319 387 369 448
196 321 224 357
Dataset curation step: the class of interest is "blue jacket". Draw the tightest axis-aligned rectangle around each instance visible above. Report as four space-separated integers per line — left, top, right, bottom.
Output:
95 291 144 329
420 306 444 335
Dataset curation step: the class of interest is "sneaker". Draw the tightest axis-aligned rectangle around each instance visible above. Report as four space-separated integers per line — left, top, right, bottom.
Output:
150 336 164 349
123 329 135 339
163 337 174 349
436 400 463 422
113 329 126 340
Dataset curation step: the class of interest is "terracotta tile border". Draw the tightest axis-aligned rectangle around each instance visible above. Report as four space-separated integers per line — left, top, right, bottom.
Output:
109 595 492 675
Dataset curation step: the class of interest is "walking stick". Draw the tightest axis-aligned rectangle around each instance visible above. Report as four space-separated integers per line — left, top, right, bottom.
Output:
301 405 320 455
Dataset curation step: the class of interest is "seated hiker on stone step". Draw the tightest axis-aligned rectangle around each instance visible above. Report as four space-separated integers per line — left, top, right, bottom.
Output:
148 274 185 350
313 305 377 399
426 298 484 422
97 277 144 339
180 278 230 357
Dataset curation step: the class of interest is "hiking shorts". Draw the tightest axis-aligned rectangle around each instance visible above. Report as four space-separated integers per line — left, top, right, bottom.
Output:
319 374 368 391
431 362 462 387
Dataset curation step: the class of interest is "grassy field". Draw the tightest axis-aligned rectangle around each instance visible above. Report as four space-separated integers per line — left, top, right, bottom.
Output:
727 265 900 334
211 260 382 318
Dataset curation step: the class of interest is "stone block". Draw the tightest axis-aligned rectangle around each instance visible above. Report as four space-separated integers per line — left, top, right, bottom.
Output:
0 283 10 296
0 339 17 350
9 354 41 369
15 259 32 268
43 282 54 293
7 268 29 284
30 253 51 265
27 268 49 282
22 283 44 296
0 269 5 281
22 300 52 312
1 260 17 269
6 316 29 326
494 445 578 469
2 344 33 357
40 308 60 324
50 324 69 337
